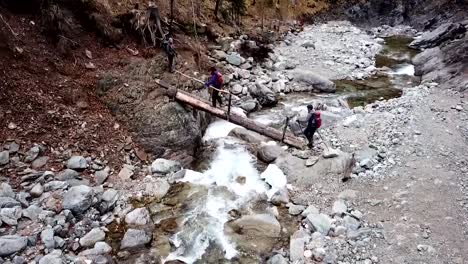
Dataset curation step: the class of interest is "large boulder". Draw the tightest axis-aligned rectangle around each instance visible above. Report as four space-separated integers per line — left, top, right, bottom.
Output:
229 214 281 238
0 235 28 257
292 70 336 93
409 23 466 49
250 82 278 107
228 127 266 144
63 185 94 215
99 59 210 165
258 144 283 163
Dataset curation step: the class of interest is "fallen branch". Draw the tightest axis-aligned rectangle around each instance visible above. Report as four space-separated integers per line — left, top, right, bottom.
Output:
0 14 18 38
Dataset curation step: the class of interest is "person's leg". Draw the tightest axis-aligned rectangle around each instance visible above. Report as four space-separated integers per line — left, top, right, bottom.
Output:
212 90 219 107
217 92 223 106
310 128 317 148
168 56 174 72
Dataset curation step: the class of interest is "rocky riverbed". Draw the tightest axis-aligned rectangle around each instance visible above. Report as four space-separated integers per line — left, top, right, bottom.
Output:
0 19 467 264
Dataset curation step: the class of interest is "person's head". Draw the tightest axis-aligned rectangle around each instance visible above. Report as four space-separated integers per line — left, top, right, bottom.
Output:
168 38 173 44
307 104 314 112
209 66 217 74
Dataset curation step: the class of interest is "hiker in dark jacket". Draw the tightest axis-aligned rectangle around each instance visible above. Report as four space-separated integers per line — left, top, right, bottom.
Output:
304 104 321 148
162 36 176 72
205 67 224 107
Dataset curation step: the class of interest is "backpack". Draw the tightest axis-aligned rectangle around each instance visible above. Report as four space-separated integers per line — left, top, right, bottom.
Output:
216 72 224 88
162 41 175 57
315 111 322 128
308 111 322 128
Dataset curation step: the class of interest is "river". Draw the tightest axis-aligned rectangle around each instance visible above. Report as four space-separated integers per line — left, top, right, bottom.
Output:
160 21 419 263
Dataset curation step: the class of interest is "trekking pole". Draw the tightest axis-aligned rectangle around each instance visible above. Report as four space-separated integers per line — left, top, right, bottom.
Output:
316 130 330 151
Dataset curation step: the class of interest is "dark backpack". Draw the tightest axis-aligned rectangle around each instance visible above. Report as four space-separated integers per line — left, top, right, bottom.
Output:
163 41 175 57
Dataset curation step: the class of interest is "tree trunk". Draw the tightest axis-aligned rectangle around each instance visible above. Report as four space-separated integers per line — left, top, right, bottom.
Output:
170 0 175 34
156 80 306 149
214 0 223 19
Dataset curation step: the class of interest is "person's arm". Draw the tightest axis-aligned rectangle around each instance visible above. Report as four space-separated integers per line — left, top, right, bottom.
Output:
205 74 217 88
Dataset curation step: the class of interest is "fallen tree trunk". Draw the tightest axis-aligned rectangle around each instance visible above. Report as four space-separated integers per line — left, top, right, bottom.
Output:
156 80 305 149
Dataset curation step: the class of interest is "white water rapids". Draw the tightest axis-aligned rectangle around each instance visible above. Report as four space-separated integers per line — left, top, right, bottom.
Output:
164 123 286 263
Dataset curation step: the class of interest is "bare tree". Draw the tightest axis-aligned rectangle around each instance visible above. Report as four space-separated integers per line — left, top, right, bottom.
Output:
215 0 223 19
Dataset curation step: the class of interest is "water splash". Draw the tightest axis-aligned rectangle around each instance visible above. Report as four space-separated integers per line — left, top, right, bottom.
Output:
165 139 269 263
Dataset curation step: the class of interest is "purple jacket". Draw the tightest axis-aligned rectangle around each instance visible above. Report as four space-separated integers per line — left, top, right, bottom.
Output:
205 71 221 89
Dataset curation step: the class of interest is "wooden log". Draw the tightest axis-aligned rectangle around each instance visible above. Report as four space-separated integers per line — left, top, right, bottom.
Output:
156 80 305 149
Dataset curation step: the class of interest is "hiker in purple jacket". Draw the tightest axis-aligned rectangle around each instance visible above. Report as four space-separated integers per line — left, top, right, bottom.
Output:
205 67 224 107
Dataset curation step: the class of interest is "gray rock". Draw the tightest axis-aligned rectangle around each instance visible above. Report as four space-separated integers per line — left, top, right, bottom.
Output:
250 83 277 107
23 205 43 221
323 148 339 158
301 205 319 217
13 256 27 264
226 53 243 66
31 156 49 169
102 189 119 209
229 214 281 238
0 197 21 208
0 183 15 198
409 23 466 49
38 250 63 264
94 167 110 185
24 146 40 163
44 181 69 192
228 127 265 144
79 241 112 256
30 183 44 197
231 84 244 95
0 206 22 226
118 164 134 180
306 213 332 235
16 192 29 207
301 41 315 49
239 100 258 113
41 228 55 249
80 228 106 248
63 185 94 215
238 69 251 79
0 151 9 166
120 229 152 250
290 229 310 262
343 215 360 231
332 200 347 215
270 189 289 205
288 204 306 216
258 145 283 163
66 156 87 170
0 235 28 257
338 189 358 201
7 142 19 154
56 169 80 181
144 179 170 199
125 207 151 225
54 236 65 248
272 80 286 93
267 254 288 264
359 158 374 169
292 70 336 93
151 159 181 175
212 50 227 60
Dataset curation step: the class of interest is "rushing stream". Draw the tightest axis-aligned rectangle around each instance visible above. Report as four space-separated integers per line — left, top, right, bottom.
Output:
160 22 420 263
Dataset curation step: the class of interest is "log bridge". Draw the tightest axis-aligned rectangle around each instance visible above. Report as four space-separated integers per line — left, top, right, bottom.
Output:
156 80 305 149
